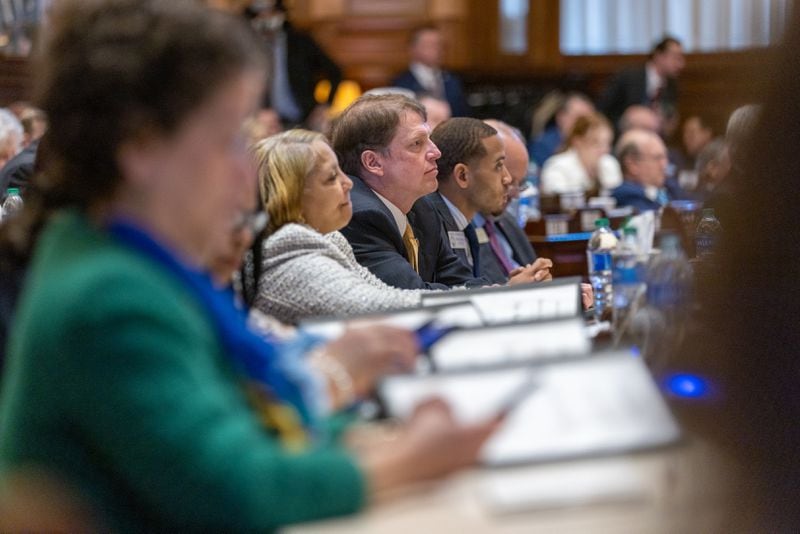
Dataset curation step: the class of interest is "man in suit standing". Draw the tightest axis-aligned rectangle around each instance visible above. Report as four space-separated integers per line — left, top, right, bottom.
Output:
612 129 671 212
332 94 487 290
247 0 342 127
392 25 469 117
426 117 552 285
599 36 685 130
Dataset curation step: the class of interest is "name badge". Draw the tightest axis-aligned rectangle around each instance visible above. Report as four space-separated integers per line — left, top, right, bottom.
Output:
448 231 468 250
475 227 489 244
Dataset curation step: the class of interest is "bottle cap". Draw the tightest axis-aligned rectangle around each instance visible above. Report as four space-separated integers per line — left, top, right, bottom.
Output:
623 226 637 236
7 187 19 195
701 208 715 217
595 217 610 228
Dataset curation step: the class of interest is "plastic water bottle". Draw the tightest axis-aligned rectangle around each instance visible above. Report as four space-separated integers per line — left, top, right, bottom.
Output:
587 218 618 321
514 183 540 228
612 226 644 340
641 232 693 367
1 188 23 221
694 208 722 259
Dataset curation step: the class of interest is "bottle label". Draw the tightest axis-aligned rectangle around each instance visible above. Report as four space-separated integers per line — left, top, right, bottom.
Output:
591 252 612 272
647 281 688 308
613 265 639 285
695 235 716 257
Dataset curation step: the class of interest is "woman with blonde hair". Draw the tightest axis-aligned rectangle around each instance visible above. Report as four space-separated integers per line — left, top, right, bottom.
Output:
539 112 622 196
246 129 427 324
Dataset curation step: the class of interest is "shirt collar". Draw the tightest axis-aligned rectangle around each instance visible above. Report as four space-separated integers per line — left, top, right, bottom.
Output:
439 193 469 230
410 62 441 87
645 62 664 98
373 190 407 235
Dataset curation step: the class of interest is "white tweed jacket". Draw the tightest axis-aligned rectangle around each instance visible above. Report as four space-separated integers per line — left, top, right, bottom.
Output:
254 223 423 324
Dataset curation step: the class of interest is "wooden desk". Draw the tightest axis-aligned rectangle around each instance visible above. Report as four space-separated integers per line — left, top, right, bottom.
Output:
288 437 737 534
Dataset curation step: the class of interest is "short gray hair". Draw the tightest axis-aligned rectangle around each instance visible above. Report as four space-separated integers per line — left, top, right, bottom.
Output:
726 104 761 152
0 108 23 159
695 137 728 175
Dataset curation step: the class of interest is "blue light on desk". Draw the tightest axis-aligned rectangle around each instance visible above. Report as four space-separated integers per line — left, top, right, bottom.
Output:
664 373 710 399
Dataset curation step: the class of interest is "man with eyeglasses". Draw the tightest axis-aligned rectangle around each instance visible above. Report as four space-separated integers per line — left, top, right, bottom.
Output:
612 128 671 212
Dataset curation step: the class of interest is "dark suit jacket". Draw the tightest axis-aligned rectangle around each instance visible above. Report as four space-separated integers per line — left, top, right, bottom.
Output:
268 25 342 123
0 139 38 200
475 212 538 284
598 65 678 128
391 69 468 118
611 180 664 213
425 192 471 270
340 176 486 290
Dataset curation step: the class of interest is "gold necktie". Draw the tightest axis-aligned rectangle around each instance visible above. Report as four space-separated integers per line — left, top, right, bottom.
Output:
402 223 419 273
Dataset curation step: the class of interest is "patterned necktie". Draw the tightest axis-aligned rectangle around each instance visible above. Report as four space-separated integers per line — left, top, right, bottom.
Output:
402 223 419 273
483 219 515 275
463 223 481 277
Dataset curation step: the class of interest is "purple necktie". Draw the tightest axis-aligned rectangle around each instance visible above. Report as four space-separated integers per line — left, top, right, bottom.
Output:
483 219 515 275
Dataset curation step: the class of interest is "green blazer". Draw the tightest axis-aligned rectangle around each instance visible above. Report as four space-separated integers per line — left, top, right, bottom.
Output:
0 211 364 531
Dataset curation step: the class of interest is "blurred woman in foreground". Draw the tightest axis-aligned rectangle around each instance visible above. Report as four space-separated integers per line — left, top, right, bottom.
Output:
0 1 498 530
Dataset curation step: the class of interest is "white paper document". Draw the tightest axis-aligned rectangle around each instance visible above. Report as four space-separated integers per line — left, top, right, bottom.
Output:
421 279 582 324
381 352 681 466
430 319 590 370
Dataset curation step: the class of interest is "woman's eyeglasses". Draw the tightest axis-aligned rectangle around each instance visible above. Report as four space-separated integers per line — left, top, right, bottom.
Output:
234 211 268 235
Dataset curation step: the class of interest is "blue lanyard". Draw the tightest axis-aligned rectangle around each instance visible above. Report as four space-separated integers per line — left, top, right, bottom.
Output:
106 218 313 427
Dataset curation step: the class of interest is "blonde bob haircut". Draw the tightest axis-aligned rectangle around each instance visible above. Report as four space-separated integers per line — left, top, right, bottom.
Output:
252 129 328 235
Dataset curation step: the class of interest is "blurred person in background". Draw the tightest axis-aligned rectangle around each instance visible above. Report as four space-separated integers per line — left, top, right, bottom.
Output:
540 112 622 196
246 0 342 128
242 106 283 145
693 138 730 207
19 107 47 148
529 91 594 169
417 93 452 130
600 36 685 130
392 25 468 117
0 109 23 173
611 129 670 212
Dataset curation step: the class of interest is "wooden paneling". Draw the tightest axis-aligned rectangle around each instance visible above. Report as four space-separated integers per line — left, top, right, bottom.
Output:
297 0 469 90
562 49 773 138
0 1 773 136
0 58 31 106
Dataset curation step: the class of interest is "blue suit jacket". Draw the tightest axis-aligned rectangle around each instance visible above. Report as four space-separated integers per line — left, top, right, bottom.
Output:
611 180 664 212
340 176 486 290
391 69 469 117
